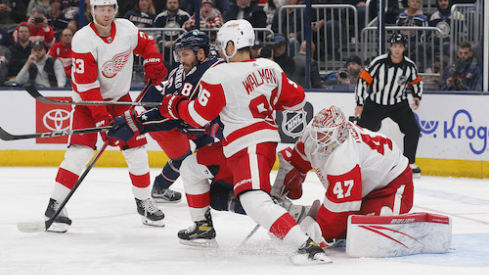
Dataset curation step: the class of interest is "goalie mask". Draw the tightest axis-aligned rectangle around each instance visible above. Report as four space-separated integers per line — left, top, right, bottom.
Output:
310 106 350 156
173 30 211 63
90 0 118 28
216 19 254 61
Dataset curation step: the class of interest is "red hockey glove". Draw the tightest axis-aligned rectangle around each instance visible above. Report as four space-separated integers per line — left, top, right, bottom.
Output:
107 110 144 142
160 94 185 120
273 148 307 200
143 53 167 85
94 113 119 146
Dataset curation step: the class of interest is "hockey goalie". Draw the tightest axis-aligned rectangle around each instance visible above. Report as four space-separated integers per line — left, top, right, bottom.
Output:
272 105 452 257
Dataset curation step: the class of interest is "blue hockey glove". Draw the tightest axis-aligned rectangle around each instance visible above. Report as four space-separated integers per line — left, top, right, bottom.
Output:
107 110 144 142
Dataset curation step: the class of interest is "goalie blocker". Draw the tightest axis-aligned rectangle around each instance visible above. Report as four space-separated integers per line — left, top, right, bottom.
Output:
346 213 452 257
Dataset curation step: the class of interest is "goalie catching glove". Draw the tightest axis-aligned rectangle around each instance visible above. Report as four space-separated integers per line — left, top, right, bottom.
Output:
107 110 144 142
272 147 307 200
143 53 167 85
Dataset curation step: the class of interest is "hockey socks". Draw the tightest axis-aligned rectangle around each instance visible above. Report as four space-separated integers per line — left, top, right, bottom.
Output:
154 150 191 189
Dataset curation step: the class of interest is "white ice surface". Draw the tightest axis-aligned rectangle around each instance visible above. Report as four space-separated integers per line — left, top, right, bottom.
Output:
1 167 488 275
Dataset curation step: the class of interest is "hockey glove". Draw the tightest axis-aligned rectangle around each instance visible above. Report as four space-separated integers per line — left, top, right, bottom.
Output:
160 94 185 120
95 113 119 146
143 53 167 85
205 121 223 140
107 110 144 142
274 148 306 200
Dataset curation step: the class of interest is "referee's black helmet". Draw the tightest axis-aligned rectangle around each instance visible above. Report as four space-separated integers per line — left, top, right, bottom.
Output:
389 33 407 46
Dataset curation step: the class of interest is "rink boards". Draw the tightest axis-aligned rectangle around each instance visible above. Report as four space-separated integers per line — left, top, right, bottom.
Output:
1 89 489 178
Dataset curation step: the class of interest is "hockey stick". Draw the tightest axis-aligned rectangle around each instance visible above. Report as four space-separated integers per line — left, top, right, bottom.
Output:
0 126 111 141
25 85 162 107
17 141 110 233
17 82 152 233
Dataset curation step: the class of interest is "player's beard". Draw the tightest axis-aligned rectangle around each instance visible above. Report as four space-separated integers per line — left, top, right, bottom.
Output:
182 59 198 74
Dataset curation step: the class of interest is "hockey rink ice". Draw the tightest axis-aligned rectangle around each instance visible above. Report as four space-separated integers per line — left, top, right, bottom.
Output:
1 167 488 275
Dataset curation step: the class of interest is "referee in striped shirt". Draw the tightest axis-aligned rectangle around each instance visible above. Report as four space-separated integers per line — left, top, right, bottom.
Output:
354 33 423 177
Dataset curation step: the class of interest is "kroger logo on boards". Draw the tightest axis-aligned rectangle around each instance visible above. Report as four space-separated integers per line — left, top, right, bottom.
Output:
415 109 488 155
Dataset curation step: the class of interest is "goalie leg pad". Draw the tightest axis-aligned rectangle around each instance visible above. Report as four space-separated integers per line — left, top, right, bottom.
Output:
346 213 452 257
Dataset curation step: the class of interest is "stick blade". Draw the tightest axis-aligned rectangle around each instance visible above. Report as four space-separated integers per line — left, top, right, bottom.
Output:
17 221 47 233
0 127 14 141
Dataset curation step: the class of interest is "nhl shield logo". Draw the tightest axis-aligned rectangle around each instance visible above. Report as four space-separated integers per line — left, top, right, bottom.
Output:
276 102 314 143
282 110 307 138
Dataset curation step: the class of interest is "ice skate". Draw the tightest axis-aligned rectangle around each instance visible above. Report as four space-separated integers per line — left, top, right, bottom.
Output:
290 237 333 265
151 184 182 203
135 198 165 227
44 198 72 233
410 164 421 179
178 210 218 248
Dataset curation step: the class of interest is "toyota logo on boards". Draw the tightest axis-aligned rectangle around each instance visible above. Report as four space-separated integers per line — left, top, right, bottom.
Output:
43 109 71 131
36 97 72 144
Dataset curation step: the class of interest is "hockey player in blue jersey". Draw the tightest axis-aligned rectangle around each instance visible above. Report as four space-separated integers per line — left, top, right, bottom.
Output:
112 30 224 203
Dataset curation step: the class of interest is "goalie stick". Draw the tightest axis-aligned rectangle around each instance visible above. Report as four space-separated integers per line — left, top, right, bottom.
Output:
17 82 152 233
25 85 162 107
0 126 111 141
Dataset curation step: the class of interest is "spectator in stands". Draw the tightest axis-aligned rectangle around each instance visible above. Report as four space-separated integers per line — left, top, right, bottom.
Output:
250 39 263 59
7 23 31 78
125 0 156 28
439 41 481 91
396 0 428 63
367 0 401 25
47 0 70 38
66 19 78 33
185 0 229 18
15 40 66 87
154 0 190 64
183 0 224 31
263 0 283 29
0 0 27 29
60 0 79 10
272 34 295 78
27 0 50 17
429 0 464 61
224 0 267 28
13 8 56 48
0 27 13 49
271 0 304 57
325 55 365 86
292 41 325 89
48 28 72 79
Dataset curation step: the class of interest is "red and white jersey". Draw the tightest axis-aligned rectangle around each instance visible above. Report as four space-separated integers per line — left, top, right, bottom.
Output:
48 42 72 77
178 58 306 157
71 19 146 101
13 24 56 47
294 123 409 213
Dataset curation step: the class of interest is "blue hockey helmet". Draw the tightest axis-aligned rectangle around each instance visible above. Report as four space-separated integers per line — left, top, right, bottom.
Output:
174 30 211 62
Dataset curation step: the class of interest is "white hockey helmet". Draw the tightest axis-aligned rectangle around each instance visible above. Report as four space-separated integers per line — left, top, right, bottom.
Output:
216 19 255 61
310 106 351 156
90 0 118 28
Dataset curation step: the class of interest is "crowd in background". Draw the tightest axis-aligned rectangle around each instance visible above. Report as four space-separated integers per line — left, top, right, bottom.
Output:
0 0 482 91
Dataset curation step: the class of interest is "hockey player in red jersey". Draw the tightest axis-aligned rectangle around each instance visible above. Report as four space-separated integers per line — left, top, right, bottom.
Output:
43 0 168 233
159 19 331 264
275 105 414 244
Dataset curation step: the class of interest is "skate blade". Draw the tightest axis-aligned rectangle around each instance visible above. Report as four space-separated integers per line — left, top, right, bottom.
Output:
47 222 70 233
290 253 333 265
141 217 165 227
179 238 219 248
151 196 182 204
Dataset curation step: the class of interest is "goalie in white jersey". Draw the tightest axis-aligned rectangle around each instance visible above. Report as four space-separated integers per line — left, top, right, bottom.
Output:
275 105 414 245
43 0 168 233
159 20 331 265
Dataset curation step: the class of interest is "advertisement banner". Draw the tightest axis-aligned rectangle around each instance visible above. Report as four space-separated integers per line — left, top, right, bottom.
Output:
35 97 72 144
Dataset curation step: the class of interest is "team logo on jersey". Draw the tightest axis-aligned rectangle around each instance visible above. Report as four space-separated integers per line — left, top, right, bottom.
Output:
102 49 131 78
398 75 408 86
